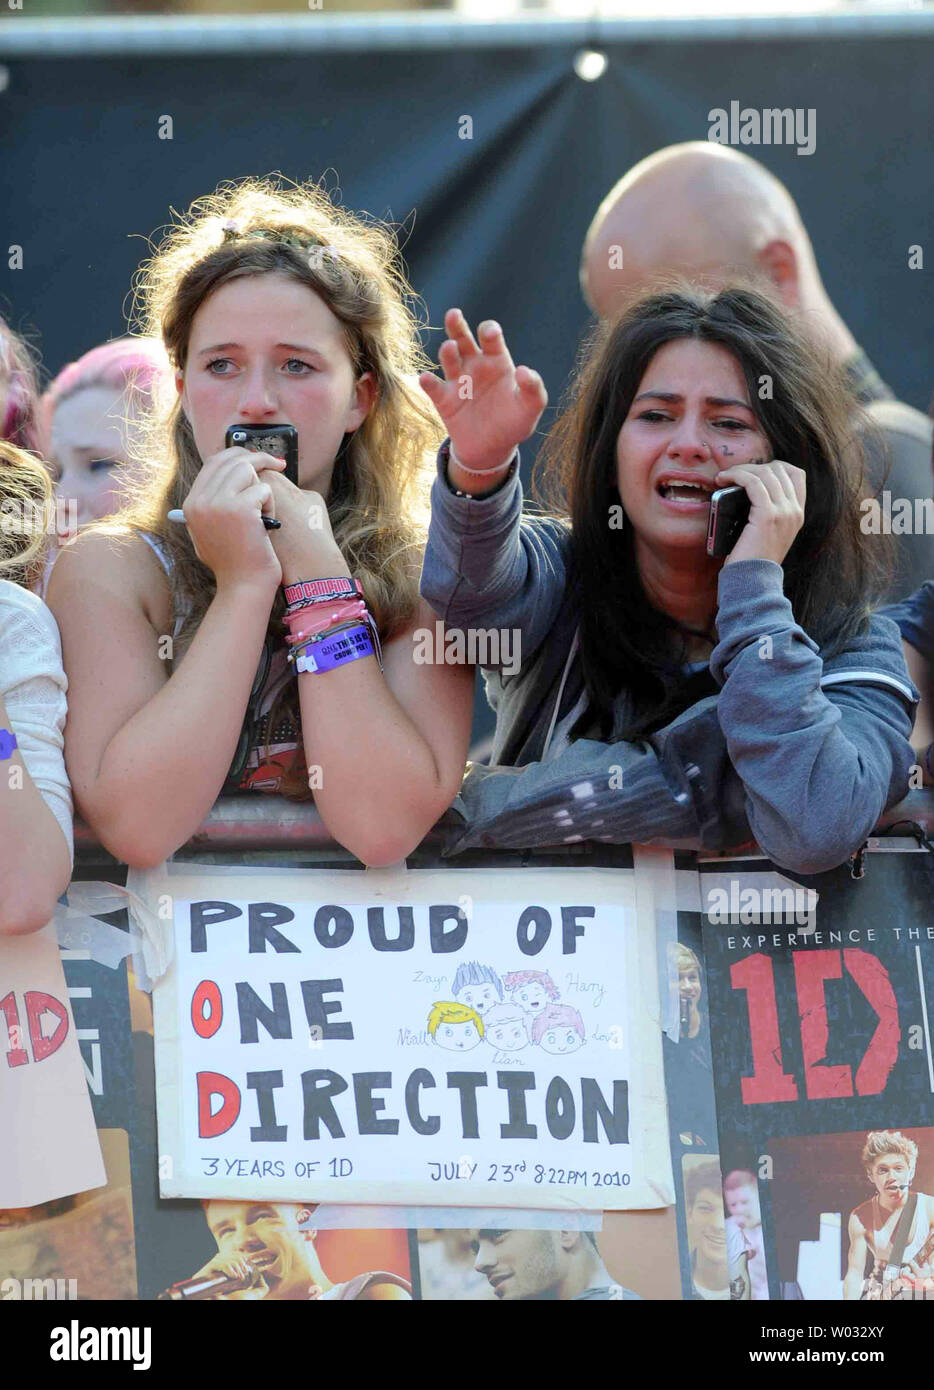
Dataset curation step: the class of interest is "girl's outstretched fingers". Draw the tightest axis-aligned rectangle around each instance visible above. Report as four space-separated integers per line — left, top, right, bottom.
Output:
515 365 548 411
445 307 481 358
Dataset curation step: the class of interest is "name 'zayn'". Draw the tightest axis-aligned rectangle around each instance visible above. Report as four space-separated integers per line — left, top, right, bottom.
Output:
412 621 521 678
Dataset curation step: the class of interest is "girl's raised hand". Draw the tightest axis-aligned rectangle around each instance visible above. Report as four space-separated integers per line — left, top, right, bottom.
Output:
419 309 547 473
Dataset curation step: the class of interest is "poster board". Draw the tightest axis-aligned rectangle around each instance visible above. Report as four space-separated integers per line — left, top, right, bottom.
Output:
0 923 105 1208
699 848 934 1301
149 863 672 1211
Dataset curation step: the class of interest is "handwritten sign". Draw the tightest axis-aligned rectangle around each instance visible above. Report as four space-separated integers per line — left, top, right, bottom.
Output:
152 865 672 1209
0 924 105 1207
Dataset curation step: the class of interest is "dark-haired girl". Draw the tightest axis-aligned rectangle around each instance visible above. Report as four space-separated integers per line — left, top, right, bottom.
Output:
419 287 916 873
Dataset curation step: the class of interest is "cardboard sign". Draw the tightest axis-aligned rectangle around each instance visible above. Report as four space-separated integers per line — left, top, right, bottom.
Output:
151 865 672 1210
0 924 105 1207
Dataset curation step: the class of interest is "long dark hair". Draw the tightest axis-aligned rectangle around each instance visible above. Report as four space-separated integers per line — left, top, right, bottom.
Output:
535 282 891 741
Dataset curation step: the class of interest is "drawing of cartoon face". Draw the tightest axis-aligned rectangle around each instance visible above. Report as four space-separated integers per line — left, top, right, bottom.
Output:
486 1018 528 1052
538 1026 583 1055
458 983 499 1017
434 1020 482 1052
513 983 549 1015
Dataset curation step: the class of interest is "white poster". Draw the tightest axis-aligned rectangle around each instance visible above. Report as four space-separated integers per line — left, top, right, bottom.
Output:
151 864 672 1210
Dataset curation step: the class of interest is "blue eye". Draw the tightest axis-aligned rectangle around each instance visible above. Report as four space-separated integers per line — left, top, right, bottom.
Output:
283 358 314 374
206 358 234 375
89 458 120 472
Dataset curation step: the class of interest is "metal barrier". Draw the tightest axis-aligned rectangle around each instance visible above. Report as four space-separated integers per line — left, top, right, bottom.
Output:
3 7 934 59
72 786 934 870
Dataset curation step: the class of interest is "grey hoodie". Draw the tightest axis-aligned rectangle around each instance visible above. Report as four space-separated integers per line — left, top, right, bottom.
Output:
420 445 918 874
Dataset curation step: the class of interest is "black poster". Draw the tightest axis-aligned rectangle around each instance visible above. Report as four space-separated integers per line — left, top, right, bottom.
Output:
702 850 934 1301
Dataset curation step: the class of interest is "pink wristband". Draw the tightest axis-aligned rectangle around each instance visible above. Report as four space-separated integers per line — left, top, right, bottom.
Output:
285 599 367 643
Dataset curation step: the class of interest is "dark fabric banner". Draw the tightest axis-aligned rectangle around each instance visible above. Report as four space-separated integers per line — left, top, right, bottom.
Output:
2 32 932 415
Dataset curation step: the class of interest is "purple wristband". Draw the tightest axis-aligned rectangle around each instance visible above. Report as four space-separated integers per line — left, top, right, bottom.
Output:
0 728 18 760
293 623 375 674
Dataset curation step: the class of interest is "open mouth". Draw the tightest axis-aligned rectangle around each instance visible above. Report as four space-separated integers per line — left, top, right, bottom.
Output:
657 478 714 507
246 1251 280 1272
489 1274 511 1297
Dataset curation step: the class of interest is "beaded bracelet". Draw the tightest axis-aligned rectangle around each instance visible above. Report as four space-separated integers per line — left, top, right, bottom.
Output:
286 618 360 660
286 600 368 646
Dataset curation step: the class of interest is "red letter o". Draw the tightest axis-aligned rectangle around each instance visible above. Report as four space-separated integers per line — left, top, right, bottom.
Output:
191 979 223 1038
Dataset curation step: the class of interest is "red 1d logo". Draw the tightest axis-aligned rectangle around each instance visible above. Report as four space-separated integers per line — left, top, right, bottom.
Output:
0 990 70 1067
730 949 900 1105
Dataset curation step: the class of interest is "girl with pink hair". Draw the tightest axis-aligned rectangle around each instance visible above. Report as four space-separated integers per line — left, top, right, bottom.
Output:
41 335 171 532
0 315 42 454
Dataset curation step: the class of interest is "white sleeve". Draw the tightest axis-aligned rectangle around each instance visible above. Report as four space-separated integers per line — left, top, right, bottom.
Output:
725 1217 749 1274
0 581 74 867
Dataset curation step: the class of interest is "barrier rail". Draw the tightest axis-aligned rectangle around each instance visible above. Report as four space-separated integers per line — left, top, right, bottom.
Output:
72 786 934 866
3 7 934 60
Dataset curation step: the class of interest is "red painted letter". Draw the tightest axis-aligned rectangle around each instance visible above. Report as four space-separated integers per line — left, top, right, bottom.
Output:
731 954 798 1104
197 1071 241 1138
844 949 900 1096
25 991 69 1063
191 980 223 1039
0 991 29 1067
794 951 853 1099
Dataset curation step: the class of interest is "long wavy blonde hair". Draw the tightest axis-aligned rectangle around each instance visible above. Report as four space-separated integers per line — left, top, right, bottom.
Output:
122 176 440 633
104 176 443 796
0 441 54 589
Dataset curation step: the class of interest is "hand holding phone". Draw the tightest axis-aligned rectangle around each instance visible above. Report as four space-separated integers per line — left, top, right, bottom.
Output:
711 459 806 566
706 484 751 557
226 424 299 486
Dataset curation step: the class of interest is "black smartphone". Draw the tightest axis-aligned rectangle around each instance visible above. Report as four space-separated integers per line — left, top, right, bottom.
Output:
706 484 751 557
225 424 299 486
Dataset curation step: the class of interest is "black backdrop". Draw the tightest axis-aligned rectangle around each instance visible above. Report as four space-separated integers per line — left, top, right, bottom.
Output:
3 24 932 411
2 20 932 739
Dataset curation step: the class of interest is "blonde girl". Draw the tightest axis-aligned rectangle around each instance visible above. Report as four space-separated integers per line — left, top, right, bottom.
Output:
0 440 72 932
48 178 473 868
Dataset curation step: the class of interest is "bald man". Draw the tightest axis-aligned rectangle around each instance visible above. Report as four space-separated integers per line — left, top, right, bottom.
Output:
581 143 933 601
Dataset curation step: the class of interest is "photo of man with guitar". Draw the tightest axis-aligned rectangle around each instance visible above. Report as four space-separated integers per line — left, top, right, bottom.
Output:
844 1131 934 1300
